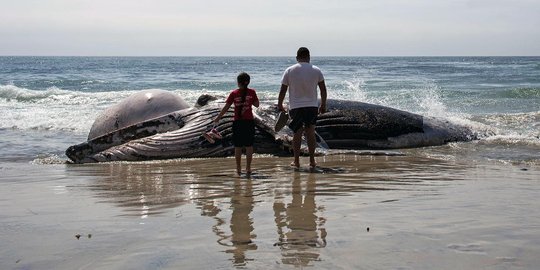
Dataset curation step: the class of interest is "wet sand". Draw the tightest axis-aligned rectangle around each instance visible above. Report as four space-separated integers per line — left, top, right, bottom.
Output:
1 154 539 269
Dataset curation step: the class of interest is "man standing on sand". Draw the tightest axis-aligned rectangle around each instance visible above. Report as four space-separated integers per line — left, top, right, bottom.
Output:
278 47 327 169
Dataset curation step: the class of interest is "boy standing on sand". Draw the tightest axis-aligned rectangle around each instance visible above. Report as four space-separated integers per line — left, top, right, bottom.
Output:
214 72 260 176
278 47 327 169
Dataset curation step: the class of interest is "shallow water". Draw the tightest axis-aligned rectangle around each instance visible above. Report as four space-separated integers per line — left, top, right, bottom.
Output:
1 154 539 269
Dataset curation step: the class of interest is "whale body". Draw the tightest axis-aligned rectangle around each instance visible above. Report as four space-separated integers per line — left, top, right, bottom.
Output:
66 90 482 163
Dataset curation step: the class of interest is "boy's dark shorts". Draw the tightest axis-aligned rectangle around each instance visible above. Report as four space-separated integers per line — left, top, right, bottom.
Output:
232 120 255 147
288 107 318 133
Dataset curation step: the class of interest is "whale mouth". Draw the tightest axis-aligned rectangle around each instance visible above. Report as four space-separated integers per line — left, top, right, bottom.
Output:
66 109 191 163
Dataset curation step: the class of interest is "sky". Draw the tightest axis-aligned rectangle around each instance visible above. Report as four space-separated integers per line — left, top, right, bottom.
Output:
1 0 539 56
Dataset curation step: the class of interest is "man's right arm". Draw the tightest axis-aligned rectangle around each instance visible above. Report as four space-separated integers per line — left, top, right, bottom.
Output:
277 84 288 112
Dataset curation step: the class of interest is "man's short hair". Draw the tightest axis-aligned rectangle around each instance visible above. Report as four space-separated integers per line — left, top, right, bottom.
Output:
296 47 310 59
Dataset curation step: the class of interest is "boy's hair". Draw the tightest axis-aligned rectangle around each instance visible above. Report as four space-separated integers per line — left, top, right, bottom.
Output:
296 47 310 59
236 72 251 119
237 72 250 86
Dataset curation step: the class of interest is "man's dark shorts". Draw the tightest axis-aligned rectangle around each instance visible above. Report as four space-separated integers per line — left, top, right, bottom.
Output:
232 120 255 147
288 107 318 133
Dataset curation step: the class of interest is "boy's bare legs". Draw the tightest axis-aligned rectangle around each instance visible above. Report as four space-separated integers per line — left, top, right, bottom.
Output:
291 127 304 168
245 146 253 175
235 147 242 175
305 125 317 168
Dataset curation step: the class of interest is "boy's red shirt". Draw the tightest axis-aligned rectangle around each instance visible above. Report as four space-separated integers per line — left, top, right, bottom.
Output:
226 88 259 121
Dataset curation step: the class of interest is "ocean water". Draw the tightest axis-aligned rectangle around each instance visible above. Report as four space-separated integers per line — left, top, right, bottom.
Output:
0 56 538 165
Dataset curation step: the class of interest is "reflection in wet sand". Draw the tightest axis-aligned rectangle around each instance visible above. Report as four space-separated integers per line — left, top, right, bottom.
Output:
225 178 257 265
197 177 258 266
274 172 327 267
79 163 193 217
64 155 469 268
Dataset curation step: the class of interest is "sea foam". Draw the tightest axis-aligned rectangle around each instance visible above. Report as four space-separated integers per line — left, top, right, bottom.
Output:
0 84 218 133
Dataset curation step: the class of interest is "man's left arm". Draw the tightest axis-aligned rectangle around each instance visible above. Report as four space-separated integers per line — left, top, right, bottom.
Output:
318 80 327 114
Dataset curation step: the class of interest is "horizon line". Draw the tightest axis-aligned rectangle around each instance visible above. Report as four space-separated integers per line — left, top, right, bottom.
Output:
1 55 539 58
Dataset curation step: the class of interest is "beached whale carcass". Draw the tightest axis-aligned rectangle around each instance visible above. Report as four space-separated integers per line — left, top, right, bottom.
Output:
65 90 481 163
65 90 285 163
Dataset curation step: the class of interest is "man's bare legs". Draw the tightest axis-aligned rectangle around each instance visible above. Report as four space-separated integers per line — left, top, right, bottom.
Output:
291 125 317 168
304 125 317 168
292 127 304 168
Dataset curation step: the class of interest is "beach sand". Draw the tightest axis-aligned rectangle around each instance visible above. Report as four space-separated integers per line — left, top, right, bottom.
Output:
1 154 539 269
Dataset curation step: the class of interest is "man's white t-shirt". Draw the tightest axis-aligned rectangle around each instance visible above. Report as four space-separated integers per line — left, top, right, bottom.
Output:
281 62 324 110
